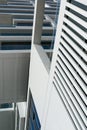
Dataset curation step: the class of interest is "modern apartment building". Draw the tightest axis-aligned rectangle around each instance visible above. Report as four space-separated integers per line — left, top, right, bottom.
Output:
0 0 86 130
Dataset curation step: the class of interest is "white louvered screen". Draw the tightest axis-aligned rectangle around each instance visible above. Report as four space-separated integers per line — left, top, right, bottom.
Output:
52 0 87 130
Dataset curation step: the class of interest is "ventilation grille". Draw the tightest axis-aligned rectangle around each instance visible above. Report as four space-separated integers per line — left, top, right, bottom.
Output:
53 1 87 130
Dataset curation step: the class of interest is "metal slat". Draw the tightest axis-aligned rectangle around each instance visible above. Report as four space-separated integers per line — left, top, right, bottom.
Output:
53 75 86 130
61 30 87 62
55 63 87 122
55 66 87 118
74 0 87 5
58 50 87 96
58 53 87 104
63 17 86 39
64 10 87 29
53 81 81 130
56 56 87 115
55 58 87 116
54 66 87 126
62 24 87 51
60 38 87 74
59 43 86 85
56 55 87 106
66 2 87 17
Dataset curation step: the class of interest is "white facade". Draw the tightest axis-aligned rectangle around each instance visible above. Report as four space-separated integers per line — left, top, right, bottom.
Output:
0 104 15 130
0 0 86 130
26 0 87 130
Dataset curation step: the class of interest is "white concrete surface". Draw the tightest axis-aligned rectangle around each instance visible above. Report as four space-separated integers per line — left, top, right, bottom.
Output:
0 51 30 103
0 108 15 130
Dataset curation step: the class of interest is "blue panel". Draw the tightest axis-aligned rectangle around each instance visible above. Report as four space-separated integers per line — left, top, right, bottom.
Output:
1 44 31 50
28 96 41 130
17 23 33 26
0 103 12 108
1 42 31 50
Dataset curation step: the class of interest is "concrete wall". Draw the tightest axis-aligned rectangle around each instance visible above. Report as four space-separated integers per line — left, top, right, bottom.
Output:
0 14 12 25
29 44 50 123
0 0 7 4
0 51 30 103
0 109 15 130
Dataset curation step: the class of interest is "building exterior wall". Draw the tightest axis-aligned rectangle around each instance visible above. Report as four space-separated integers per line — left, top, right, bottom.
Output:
0 51 30 103
0 0 7 4
44 0 87 130
1 0 86 130
0 109 15 130
26 0 87 130
0 14 12 25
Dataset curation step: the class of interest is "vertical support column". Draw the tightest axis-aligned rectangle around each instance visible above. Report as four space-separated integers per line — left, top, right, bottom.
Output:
24 0 45 130
32 0 45 45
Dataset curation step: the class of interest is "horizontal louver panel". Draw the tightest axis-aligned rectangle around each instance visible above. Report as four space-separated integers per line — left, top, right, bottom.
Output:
62 25 87 53
74 0 87 5
52 0 87 130
53 80 81 130
63 17 86 39
58 42 87 106
60 38 87 77
54 63 87 124
66 2 87 17
64 10 87 29
55 54 86 110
